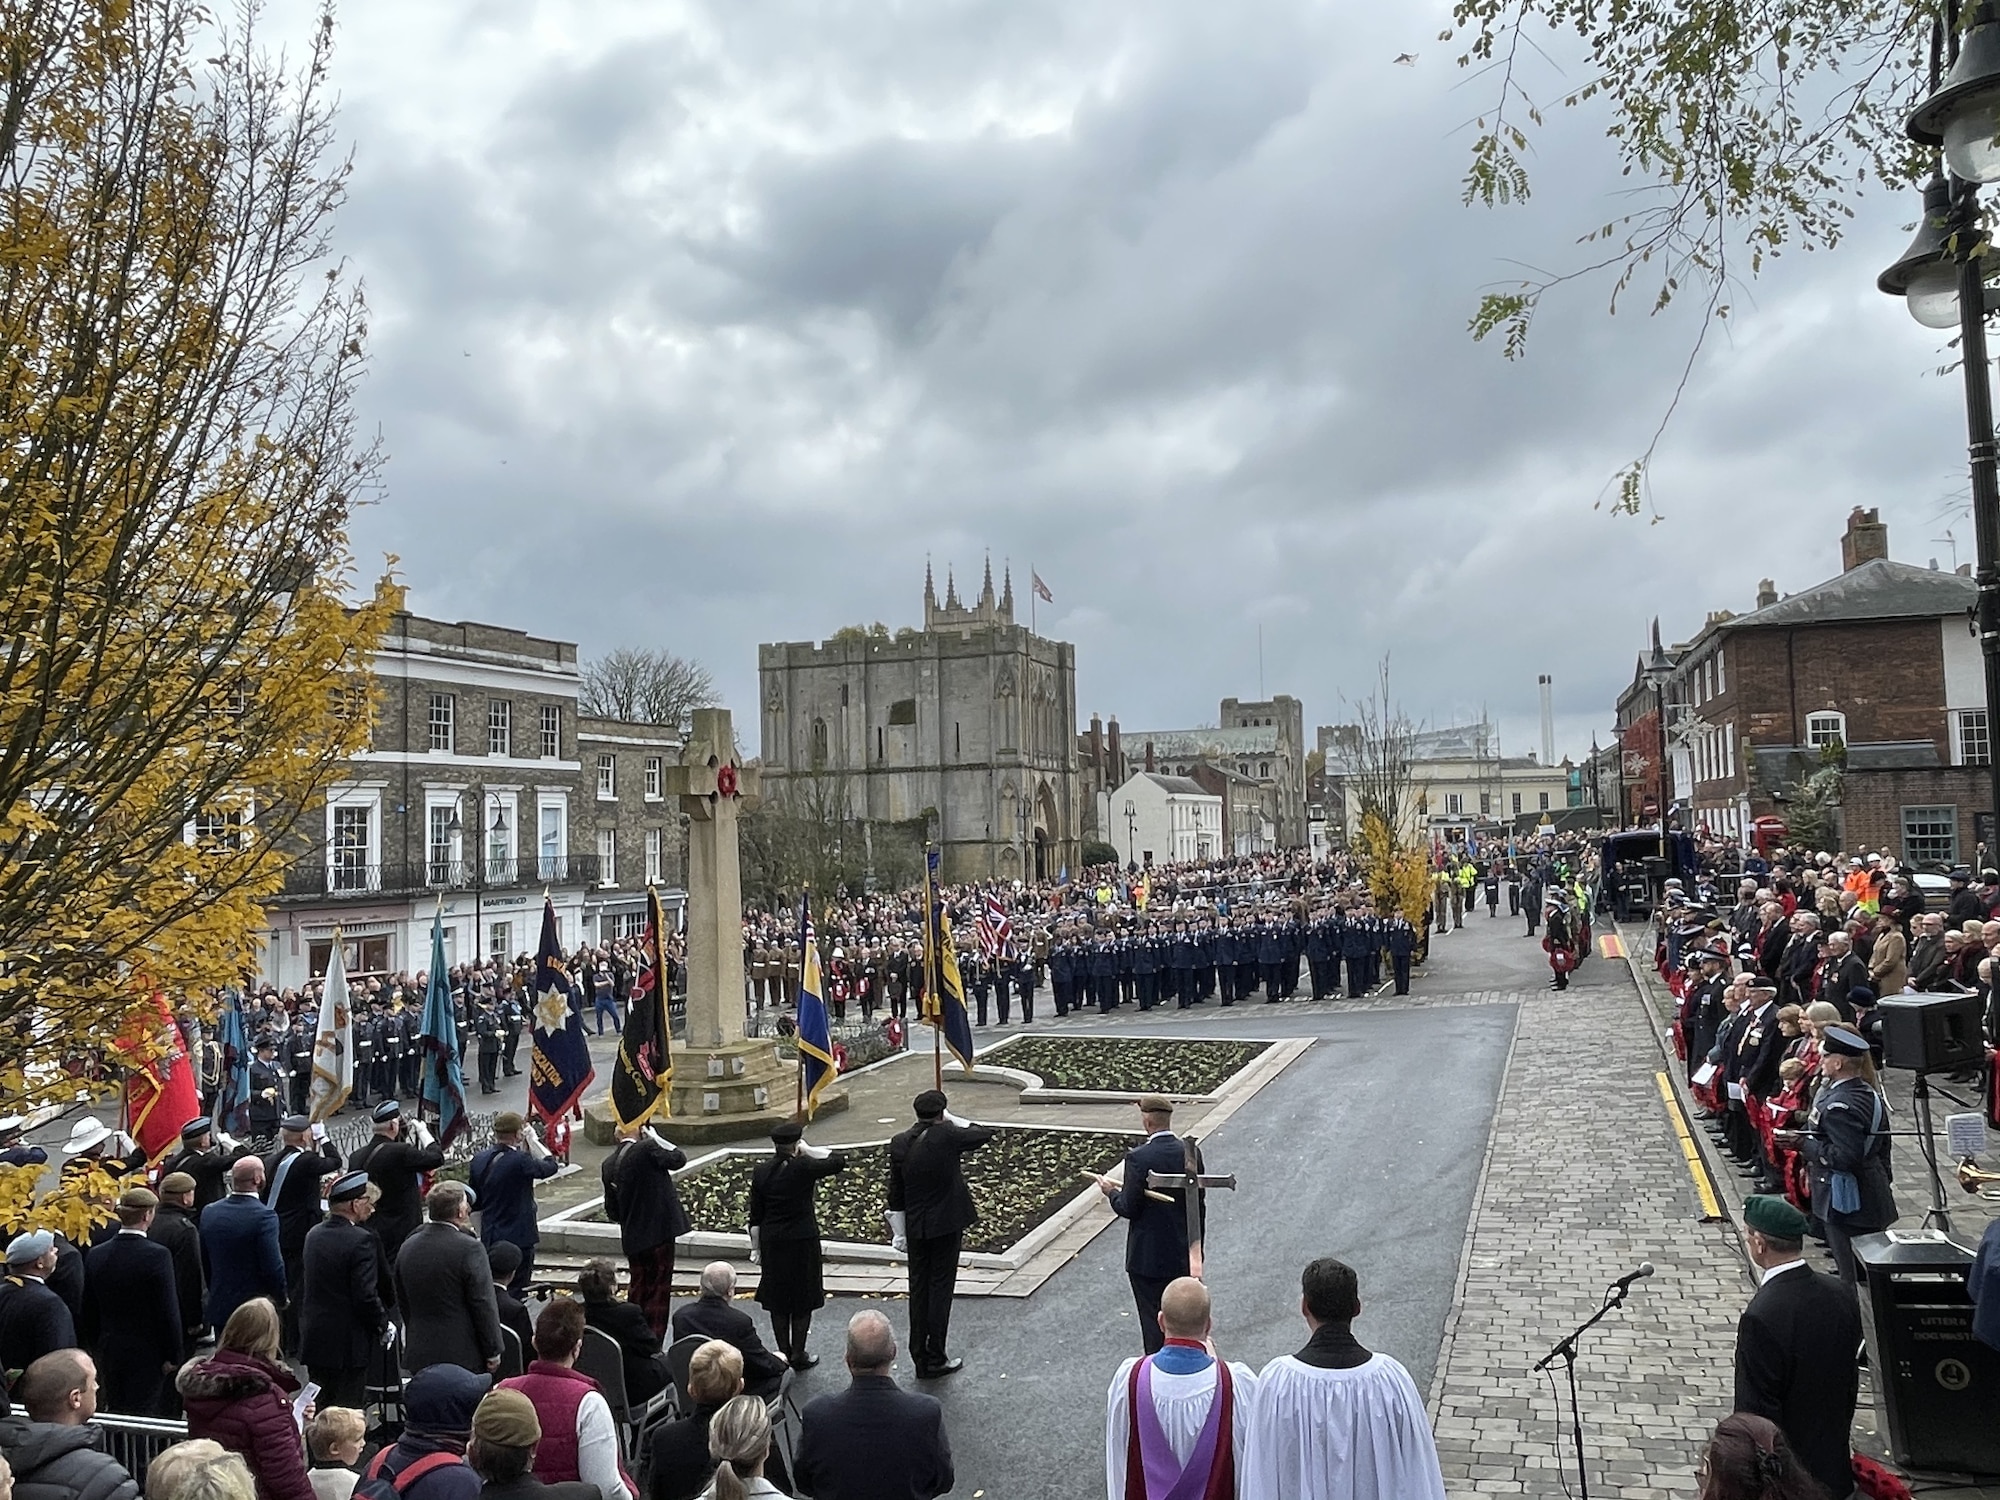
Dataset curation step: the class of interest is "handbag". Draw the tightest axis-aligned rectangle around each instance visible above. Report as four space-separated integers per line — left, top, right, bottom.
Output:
1827 1089 1884 1218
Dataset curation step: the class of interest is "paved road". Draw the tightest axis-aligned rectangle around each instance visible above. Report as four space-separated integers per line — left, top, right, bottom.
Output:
779 919 1531 1500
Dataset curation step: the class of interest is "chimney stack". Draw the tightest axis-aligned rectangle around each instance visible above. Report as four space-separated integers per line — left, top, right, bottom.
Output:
1756 578 1778 609
1108 717 1122 779
1089 714 1103 770
1144 740 1156 774
1841 506 1889 571
1538 675 1555 766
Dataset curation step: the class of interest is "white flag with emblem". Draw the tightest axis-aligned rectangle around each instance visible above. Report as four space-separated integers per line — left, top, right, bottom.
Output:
308 936 353 1122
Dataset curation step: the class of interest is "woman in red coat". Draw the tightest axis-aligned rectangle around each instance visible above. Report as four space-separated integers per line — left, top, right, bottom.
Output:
177 1298 317 1500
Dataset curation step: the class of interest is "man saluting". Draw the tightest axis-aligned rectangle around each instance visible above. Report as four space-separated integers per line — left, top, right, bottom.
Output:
887 1090 994 1380
1105 1278 1257 1500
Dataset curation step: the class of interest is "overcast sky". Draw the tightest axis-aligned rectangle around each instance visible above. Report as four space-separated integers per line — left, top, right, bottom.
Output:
264 1 1966 764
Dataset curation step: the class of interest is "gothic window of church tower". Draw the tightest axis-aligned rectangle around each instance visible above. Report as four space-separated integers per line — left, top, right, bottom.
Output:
811 718 829 768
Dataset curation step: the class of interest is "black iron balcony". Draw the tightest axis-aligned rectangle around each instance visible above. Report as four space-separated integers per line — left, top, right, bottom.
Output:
279 853 603 901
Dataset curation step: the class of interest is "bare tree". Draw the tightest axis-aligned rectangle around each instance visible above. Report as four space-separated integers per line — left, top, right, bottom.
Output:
1338 659 1423 842
579 648 717 737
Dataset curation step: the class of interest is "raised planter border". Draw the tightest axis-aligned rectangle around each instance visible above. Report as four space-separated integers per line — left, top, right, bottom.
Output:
946 1031 1283 1104
540 1033 1312 1272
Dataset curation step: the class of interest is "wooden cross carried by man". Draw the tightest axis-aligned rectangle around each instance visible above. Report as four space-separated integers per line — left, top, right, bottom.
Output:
1148 1132 1237 1279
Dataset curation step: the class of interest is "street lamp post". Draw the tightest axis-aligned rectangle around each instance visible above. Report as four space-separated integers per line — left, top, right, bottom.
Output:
1124 799 1138 869
1889 3 2000 868
445 791 510 969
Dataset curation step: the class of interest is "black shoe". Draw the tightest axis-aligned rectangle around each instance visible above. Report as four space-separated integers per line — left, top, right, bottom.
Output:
791 1353 820 1371
917 1357 963 1378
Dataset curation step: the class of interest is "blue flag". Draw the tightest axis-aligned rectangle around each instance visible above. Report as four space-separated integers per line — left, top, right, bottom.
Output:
921 850 976 1072
210 986 251 1139
419 908 469 1148
796 894 836 1118
528 898 596 1128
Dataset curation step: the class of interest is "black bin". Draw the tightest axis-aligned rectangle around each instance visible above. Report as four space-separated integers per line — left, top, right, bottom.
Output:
1854 1231 2000 1476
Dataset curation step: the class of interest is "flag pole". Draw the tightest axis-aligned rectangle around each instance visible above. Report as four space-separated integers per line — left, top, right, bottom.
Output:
796 887 807 1121
1030 560 1036 636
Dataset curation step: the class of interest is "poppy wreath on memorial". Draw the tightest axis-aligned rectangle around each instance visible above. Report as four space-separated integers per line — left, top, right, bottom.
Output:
717 764 738 797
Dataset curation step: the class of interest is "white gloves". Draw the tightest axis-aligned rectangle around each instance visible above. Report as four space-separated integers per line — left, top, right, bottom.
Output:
310 1121 327 1144
646 1125 677 1153
407 1120 435 1149
215 1130 239 1152
797 1140 831 1161
886 1210 907 1255
942 1110 970 1130
112 1130 138 1155
381 1323 398 1350
748 1227 762 1264
522 1125 551 1161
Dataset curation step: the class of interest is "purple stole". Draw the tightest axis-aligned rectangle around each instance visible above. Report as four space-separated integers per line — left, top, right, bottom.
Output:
1124 1351 1236 1500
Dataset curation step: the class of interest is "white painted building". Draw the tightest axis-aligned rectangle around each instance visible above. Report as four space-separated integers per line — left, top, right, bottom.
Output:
1110 772 1224 867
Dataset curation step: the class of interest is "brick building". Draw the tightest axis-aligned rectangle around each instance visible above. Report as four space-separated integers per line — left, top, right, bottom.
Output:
1615 508 1991 863
259 605 684 988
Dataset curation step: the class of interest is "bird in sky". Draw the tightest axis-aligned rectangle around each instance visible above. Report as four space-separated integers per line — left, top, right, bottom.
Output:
1393 52 1417 65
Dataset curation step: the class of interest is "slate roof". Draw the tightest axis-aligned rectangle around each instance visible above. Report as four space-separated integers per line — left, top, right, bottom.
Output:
1726 558 1973 629
1141 774 1212 797
1124 726 1282 757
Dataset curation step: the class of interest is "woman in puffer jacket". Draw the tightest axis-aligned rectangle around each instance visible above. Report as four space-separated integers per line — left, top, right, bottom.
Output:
176 1299 316 1500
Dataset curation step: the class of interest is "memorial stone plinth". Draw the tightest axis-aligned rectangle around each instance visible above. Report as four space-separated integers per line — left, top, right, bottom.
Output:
584 707 845 1145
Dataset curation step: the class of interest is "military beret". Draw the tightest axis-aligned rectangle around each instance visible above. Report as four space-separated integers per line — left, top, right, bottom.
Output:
180 1118 211 1141
117 1186 159 1212
329 1171 377 1204
280 1113 311 1133
770 1121 803 1145
1136 1095 1174 1115
159 1172 197 1196
1847 986 1878 1009
1743 1194 1809 1239
471 1388 541 1448
5 1229 53 1263
372 1100 402 1123
912 1091 947 1118
493 1111 525 1135
1821 1025 1870 1056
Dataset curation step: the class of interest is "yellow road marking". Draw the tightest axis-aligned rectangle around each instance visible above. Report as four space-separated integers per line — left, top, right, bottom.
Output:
1599 933 1626 959
1656 1071 1725 1221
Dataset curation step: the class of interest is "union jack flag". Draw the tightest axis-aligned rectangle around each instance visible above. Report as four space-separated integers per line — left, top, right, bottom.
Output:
977 892 1015 960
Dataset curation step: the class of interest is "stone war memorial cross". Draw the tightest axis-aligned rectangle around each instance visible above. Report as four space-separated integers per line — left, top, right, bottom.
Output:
601 706 847 1141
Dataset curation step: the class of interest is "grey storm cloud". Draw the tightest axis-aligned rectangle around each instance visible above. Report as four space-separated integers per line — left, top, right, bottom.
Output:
264 0 1968 762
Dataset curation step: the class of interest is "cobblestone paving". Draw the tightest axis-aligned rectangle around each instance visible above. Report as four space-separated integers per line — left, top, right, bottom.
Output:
1426 937 1749 1499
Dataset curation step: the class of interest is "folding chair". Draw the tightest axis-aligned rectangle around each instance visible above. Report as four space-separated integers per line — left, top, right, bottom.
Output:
665 1334 707 1417
362 1323 407 1438
764 1367 802 1473
575 1325 671 1457
498 1325 525 1380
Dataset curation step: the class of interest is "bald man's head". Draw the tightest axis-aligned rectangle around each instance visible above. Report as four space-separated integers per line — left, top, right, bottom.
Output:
845 1310 897 1373
1159 1277 1212 1340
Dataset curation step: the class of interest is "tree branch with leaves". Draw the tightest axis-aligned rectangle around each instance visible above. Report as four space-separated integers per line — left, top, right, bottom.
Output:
1450 0 1931 514
0 0 393 1111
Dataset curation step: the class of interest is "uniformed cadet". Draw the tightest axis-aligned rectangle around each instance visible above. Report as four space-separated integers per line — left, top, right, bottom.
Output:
499 989 524 1076
299 1170 389 1409
284 1013 314 1117
475 997 504 1094
1384 912 1417 995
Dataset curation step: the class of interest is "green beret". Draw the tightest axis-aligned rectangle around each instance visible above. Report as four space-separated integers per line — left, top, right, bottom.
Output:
1743 1194 1808 1240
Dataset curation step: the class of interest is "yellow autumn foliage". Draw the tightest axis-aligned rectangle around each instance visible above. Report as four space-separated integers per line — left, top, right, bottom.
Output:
0 1 390 1110
1357 811 1433 928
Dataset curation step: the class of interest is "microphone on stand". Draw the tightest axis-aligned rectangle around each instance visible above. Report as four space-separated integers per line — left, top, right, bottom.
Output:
1612 1262 1656 1292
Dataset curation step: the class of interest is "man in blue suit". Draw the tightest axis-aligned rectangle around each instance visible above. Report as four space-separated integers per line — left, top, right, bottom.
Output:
199 1155 285 1331
1099 1096 1203 1355
468 1112 559 1294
